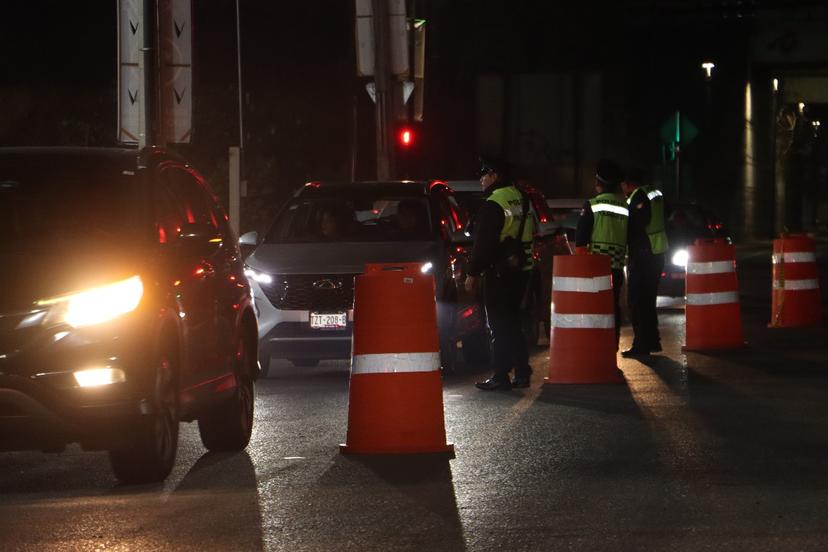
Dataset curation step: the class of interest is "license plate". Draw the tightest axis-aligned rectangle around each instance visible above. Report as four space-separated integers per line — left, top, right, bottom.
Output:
310 312 347 329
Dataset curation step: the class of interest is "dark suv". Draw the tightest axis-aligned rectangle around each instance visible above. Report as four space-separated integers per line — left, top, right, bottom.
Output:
0 147 258 484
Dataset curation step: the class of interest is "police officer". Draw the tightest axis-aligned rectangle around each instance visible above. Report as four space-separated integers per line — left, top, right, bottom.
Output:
620 167 668 356
465 156 535 390
575 160 629 347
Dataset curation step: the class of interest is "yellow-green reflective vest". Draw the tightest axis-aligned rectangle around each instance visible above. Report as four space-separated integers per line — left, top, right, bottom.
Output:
488 185 535 271
588 192 628 269
628 186 669 255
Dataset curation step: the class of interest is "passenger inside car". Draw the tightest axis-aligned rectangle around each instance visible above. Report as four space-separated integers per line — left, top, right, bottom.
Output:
313 203 354 241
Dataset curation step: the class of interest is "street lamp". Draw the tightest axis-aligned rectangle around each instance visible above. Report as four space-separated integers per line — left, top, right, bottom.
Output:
701 61 715 81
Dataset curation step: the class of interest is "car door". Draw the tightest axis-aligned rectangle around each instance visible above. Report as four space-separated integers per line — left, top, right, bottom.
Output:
206 190 247 379
157 166 223 404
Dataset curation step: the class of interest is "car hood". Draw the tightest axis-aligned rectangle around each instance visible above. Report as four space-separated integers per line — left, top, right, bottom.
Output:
246 241 442 275
0 245 147 313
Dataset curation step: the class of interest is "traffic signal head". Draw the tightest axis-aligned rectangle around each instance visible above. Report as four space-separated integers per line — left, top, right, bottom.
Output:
397 126 415 148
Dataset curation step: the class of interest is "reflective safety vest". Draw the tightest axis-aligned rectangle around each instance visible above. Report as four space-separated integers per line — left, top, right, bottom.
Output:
589 192 628 269
628 186 669 255
488 185 535 271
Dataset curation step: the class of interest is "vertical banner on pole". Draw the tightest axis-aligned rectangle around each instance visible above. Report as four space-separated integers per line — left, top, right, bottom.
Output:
388 0 408 77
355 0 375 77
158 0 193 144
117 0 143 144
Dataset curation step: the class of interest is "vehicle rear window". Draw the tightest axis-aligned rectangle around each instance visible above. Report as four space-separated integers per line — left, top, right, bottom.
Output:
265 193 434 244
0 170 146 249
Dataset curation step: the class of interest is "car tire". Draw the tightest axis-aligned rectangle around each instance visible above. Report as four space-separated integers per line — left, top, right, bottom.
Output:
198 335 255 452
461 327 492 365
108 345 179 484
290 358 320 367
258 349 271 378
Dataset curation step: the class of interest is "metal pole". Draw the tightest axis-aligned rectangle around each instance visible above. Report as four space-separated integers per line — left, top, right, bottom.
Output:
140 0 156 148
372 0 391 180
235 0 245 155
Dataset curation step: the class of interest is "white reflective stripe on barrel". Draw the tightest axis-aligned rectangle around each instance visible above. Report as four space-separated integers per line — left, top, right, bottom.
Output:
687 261 734 275
552 275 612 293
550 313 615 329
351 352 440 374
773 279 820 291
772 252 816 264
647 189 663 200
590 204 629 217
685 291 739 305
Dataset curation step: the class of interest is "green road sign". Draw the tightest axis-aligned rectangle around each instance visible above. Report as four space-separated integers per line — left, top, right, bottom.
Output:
660 111 699 146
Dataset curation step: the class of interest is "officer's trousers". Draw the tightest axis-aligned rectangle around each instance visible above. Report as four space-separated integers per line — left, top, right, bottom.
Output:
627 252 664 349
484 270 531 382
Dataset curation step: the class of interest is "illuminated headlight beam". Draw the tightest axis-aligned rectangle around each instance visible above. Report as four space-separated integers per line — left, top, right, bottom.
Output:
672 249 689 268
39 276 144 328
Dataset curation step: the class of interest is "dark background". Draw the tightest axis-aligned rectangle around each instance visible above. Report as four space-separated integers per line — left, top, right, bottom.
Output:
2 1 826 238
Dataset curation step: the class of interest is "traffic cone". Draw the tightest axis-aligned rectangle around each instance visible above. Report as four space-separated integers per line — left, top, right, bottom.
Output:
684 238 745 350
340 263 453 455
545 253 623 384
770 233 822 328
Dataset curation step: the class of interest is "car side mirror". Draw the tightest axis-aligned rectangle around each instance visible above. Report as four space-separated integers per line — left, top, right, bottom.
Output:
239 231 258 246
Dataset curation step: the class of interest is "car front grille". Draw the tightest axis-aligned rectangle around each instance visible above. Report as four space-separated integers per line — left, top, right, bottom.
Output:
259 274 357 311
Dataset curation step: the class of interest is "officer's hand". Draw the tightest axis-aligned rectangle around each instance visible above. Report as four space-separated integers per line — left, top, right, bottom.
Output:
464 274 479 294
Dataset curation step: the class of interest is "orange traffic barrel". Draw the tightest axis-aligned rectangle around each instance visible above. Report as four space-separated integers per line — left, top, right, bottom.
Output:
341 263 453 455
770 234 822 328
684 238 745 350
545 253 623 384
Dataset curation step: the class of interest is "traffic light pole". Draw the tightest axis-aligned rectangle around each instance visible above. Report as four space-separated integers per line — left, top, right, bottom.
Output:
372 0 392 180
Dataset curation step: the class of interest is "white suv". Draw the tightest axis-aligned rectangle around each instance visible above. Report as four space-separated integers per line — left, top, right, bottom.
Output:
241 180 470 376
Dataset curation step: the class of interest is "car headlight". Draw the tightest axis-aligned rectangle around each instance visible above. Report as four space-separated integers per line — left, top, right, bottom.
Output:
38 275 144 328
671 249 689 268
244 266 273 284
420 262 434 274
74 367 126 388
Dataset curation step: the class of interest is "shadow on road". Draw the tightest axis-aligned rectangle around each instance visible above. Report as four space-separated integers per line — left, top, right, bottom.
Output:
681 365 828 483
637 354 690 392
309 454 467 551
536 382 645 419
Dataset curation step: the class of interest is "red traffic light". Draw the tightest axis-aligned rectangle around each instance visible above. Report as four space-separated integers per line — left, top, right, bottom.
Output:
397 127 414 147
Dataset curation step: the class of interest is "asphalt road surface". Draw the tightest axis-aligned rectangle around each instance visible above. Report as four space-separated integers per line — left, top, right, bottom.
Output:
2 245 828 551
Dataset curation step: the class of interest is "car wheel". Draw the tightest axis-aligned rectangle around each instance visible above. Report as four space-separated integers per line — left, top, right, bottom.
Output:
290 358 320 367
461 327 492 365
198 334 255 451
109 346 179 484
258 348 271 378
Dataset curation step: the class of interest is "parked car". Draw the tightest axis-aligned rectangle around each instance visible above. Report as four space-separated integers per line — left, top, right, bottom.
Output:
444 181 572 346
0 147 258 484
242 180 472 375
657 201 731 296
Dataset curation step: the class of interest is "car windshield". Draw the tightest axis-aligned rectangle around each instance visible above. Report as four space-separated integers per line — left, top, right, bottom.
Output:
265 192 434 243
0 168 146 251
